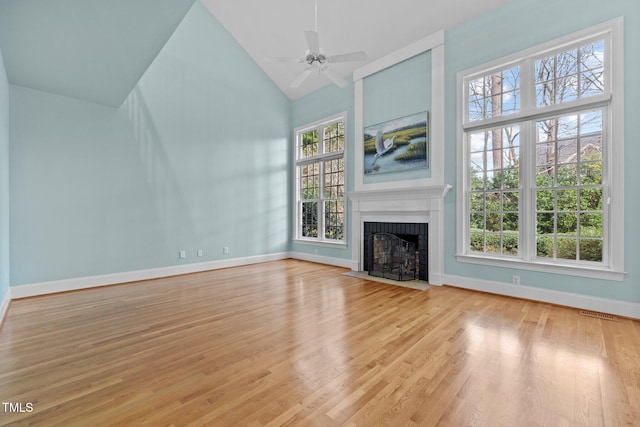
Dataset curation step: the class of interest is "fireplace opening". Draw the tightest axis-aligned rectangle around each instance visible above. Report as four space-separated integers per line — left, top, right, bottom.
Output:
368 233 417 281
364 222 428 282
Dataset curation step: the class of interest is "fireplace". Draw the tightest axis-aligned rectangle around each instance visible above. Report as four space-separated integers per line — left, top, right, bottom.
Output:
364 222 428 281
347 185 451 285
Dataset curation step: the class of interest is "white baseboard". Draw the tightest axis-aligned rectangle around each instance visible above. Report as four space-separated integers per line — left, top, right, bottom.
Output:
0 287 10 326
10 253 290 299
10 256 636 320
288 251 358 270
427 272 445 286
444 274 640 320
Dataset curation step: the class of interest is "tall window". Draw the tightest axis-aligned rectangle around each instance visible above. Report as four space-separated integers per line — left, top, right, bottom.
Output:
295 114 346 243
458 20 624 279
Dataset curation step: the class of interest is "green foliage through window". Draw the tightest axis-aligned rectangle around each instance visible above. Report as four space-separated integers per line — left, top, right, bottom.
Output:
296 117 346 242
464 33 610 266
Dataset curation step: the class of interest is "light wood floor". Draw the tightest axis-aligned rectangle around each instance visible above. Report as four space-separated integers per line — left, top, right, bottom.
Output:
1 260 639 426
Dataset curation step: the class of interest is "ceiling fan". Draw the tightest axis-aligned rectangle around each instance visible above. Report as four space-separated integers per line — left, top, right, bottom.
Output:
266 0 367 89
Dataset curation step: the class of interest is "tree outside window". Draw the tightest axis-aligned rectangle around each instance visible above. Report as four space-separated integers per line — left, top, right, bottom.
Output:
295 116 346 243
463 34 611 266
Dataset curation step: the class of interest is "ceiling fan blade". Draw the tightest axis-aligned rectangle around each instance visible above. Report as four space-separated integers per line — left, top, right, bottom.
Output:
304 30 320 54
264 57 304 63
328 51 367 63
290 69 313 88
322 68 348 88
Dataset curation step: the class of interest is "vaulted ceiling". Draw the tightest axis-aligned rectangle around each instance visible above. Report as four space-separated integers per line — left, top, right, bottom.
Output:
0 0 511 105
201 0 511 100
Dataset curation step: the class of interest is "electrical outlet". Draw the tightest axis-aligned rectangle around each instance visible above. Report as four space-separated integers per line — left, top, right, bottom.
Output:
197 249 203 257
512 275 521 285
223 246 229 254
179 250 186 259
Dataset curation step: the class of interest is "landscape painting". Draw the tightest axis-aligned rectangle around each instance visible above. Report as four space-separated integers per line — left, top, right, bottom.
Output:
363 111 428 175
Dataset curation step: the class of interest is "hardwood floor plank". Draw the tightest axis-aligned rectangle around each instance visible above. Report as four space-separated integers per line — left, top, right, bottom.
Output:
0 260 638 426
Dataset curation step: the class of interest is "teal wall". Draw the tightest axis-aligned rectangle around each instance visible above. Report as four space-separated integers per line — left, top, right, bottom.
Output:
290 0 639 304
0 47 9 300
363 51 431 185
289 51 432 260
289 81 354 260
3 0 638 309
9 2 290 285
444 0 640 303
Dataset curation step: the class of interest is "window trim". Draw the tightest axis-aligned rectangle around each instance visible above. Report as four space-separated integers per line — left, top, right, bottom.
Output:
456 18 625 281
293 112 348 246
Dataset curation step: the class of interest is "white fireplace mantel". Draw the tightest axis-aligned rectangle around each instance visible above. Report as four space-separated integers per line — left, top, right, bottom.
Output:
347 185 452 285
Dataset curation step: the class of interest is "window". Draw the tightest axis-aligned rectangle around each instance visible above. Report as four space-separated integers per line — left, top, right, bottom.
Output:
295 114 346 244
469 124 521 256
458 20 624 280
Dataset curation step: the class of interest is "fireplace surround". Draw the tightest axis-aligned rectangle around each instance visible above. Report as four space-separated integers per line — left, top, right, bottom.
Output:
347 185 451 285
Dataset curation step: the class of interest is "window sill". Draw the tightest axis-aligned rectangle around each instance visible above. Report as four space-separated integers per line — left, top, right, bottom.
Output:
456 254 626 282
292 238 347 249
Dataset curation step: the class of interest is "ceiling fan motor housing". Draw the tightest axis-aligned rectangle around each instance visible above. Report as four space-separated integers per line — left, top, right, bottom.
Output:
305 52 327 66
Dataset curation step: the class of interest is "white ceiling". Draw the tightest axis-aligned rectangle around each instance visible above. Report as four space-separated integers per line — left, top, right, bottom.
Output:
202 0 512 100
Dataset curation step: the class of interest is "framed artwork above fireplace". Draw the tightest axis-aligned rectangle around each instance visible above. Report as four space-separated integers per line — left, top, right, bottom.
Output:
363 111 429 176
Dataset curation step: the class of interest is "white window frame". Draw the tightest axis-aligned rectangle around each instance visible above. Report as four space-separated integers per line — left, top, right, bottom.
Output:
456 18 625 281
293 112 347 246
